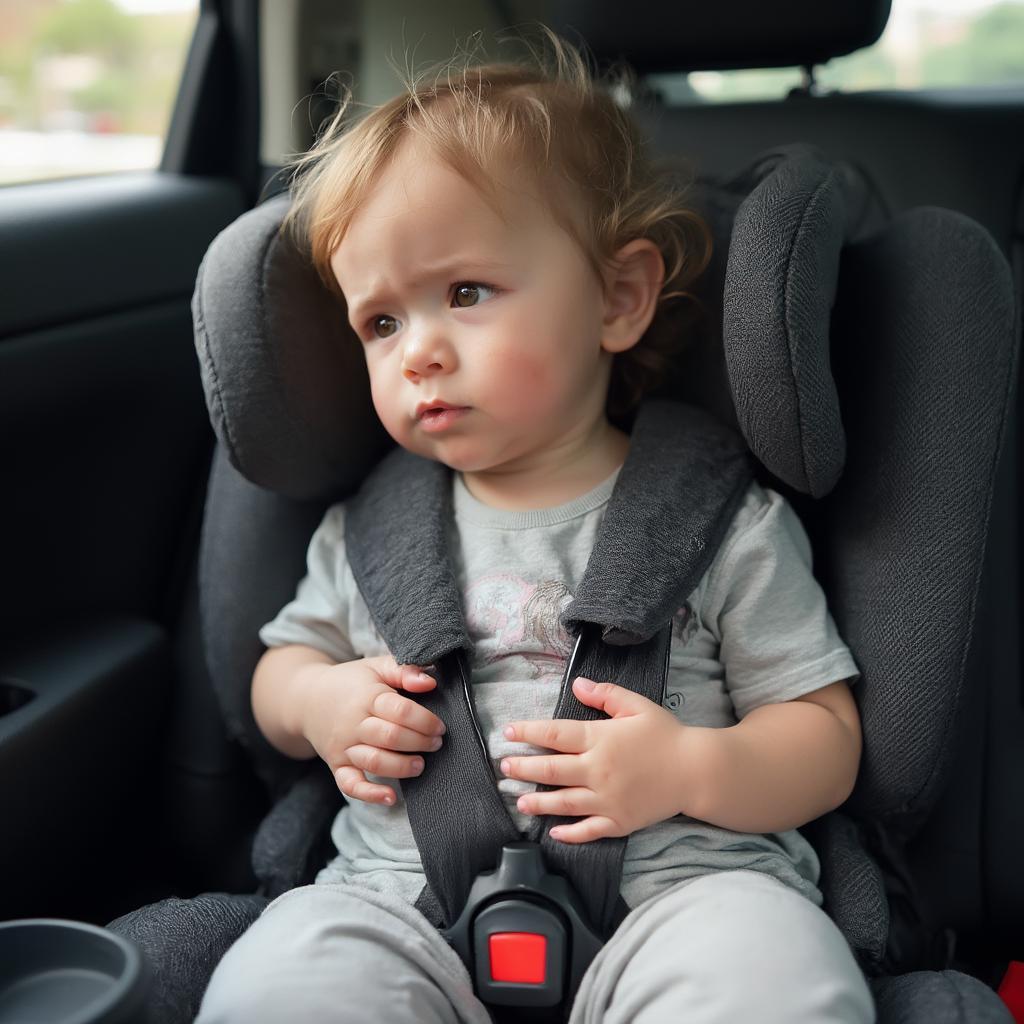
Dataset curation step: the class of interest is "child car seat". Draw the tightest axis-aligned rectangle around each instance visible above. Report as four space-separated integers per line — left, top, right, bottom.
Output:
106 137 1018 1024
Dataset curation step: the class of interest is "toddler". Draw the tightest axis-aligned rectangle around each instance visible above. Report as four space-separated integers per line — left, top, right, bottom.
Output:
197 33 875 1024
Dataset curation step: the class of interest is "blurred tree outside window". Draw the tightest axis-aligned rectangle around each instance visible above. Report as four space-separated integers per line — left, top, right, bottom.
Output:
647 0 1024 104
0 0 197 185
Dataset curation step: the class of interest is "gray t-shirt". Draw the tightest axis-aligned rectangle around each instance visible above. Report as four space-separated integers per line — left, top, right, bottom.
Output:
259 469 861 912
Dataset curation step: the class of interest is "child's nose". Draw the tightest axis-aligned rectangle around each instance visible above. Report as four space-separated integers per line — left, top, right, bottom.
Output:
401 329 454 381
402 357 445 382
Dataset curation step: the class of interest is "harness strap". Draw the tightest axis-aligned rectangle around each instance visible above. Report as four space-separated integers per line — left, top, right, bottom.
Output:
345 399 754 938
409 621 670 938
403 647 522 927
562 400 755 645
521 621 672 935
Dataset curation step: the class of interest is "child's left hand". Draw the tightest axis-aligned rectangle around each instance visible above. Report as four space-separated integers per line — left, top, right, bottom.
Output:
500 676 708 843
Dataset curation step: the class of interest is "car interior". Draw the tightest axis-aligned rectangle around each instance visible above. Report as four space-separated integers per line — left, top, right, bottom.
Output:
0 1 1022 1022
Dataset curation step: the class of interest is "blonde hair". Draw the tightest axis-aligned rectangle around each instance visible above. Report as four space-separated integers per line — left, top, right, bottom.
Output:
283 31 712 418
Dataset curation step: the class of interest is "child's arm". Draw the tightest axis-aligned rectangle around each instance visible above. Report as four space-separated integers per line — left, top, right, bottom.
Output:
251 645 447 806
251 643 336 759
686 678 862 833
502 674 861 843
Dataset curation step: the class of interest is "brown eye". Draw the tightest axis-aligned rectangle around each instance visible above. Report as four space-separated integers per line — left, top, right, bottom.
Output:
451 282 496 308
453 284 479 308
373 315 398 338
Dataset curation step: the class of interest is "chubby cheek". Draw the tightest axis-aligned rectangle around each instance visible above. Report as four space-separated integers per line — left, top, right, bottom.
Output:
481 347 564 416
368 378 413 446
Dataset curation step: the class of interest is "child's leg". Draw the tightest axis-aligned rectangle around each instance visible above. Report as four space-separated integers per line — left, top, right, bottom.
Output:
195 882 494 1024
569 869 875 1024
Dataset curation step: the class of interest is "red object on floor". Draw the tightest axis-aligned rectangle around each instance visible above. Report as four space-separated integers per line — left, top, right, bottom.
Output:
488 932 547 984
998 961 1024 1023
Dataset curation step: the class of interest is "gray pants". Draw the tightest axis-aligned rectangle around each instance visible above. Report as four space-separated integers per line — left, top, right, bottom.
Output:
196 869 875 1023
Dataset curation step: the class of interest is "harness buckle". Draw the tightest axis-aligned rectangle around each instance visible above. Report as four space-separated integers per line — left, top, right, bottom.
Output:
441 841 604 1011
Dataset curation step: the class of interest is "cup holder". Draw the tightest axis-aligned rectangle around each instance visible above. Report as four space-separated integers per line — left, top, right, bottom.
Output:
0 677 35 717
0 919 148 1023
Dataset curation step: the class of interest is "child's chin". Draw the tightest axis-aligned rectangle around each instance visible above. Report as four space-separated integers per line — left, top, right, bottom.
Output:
431 446 499 475
434 452 490 473
398 435 487 472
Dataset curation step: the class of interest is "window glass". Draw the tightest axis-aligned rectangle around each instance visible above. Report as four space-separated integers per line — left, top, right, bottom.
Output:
0 0 199 186
646 0 1024 104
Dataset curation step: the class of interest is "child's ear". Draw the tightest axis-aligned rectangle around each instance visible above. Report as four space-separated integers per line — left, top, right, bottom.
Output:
600 239 665 354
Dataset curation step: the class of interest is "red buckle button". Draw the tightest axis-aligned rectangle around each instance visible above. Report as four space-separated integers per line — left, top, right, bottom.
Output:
488 932 547 984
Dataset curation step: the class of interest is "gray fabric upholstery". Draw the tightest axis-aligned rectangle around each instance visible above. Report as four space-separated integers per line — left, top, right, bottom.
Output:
199 442 331 797
192 193 391 501
804 812 889 973
250 767 341 899
107 893 269 1024
825 208 1016 830
871 971 1014 1023
724 145 870 497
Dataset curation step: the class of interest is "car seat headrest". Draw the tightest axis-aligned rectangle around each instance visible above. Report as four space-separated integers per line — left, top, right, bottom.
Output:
501 0 891 73
192 194 391 501
721 145 873 497
193 143 871 501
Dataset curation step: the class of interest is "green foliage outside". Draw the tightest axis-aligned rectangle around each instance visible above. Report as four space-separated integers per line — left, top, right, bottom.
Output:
918 3 1024 86
0 0 196 134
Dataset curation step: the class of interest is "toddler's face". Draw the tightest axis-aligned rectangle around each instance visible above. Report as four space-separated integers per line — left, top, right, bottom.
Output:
330 139 619 479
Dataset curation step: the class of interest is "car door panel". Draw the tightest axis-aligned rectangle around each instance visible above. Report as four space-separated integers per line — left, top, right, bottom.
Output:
0 173 245 922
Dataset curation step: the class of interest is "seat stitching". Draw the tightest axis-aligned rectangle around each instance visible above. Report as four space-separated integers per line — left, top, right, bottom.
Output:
781 166 836 493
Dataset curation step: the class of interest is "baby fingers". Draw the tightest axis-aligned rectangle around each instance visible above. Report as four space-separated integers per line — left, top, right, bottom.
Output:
398 663 437 691
345 742 429 781
547 815 620 844
334 763 400 806
515 786 596 821
369 655 436 692
502 718 588 753
363 706 445 752
500 753 581 787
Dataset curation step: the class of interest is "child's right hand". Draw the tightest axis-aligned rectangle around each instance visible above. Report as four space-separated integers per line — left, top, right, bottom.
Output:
299 655 445 806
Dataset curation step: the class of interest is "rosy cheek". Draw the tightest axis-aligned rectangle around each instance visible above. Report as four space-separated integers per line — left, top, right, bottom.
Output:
485 350 550 402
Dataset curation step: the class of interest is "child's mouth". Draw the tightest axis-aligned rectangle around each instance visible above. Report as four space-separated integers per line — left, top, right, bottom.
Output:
419 407 469 432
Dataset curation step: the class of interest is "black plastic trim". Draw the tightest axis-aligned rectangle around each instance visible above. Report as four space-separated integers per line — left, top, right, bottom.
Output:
162 0 261 205
0 173 243 339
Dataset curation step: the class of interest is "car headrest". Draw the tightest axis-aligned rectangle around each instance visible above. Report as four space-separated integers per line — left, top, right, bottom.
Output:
193 143 871 501
502 1 892 73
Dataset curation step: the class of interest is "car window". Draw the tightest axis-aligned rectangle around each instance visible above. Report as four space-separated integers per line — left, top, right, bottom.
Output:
262 0 505 168
647 0 1024 103
0 0 199 186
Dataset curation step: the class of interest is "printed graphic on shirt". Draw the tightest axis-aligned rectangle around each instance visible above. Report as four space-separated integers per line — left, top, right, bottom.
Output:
672 601 698 646
465 573 575 676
